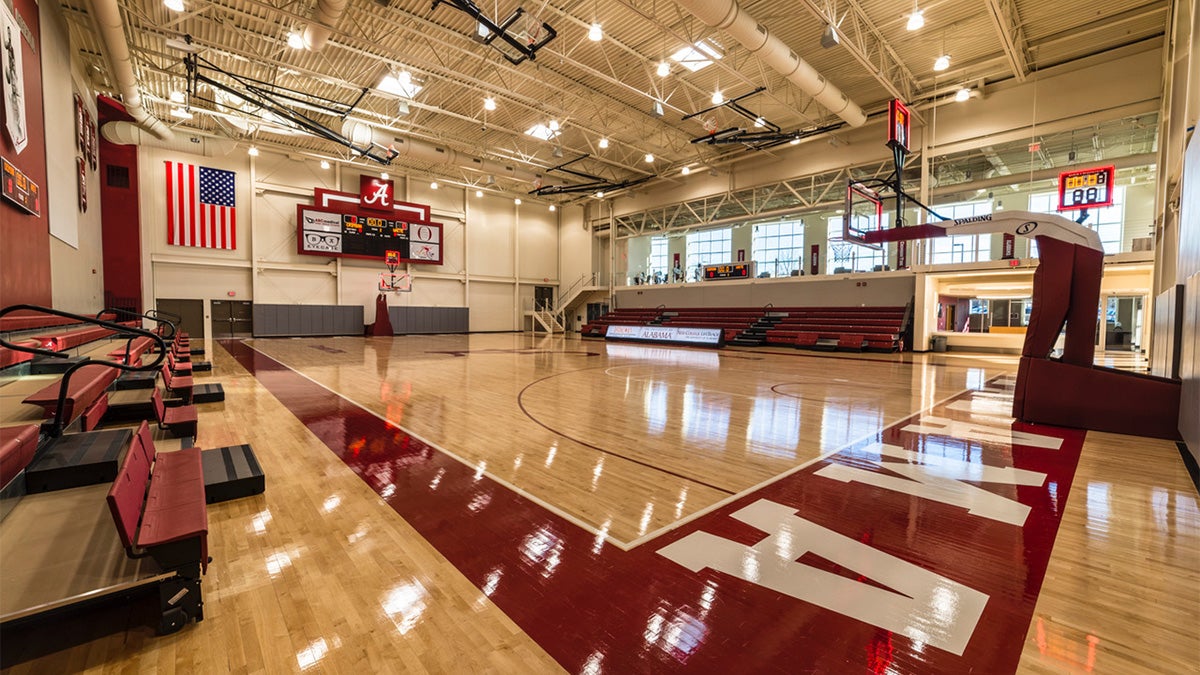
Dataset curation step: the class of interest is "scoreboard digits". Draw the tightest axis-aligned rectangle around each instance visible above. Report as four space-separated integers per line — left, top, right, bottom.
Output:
1058 166 1115 211
703 263 752 280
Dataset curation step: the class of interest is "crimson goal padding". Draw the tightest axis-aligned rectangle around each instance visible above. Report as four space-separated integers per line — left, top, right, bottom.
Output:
1013 236 1181 439
1015 357 1182 440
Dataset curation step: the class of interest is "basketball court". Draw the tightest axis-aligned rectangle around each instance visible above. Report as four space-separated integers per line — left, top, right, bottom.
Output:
7 333 1193 672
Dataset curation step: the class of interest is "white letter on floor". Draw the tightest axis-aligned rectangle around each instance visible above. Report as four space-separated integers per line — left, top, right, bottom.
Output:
657 499 988 656
815 443 1046 526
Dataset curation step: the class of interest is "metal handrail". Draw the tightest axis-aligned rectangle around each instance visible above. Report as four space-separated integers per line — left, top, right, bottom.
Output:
101 306 179 341
0 305 167 437
553 272 598 314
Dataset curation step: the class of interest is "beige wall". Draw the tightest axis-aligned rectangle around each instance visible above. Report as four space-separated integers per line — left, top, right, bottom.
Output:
43 1 104 313
132 142 561 334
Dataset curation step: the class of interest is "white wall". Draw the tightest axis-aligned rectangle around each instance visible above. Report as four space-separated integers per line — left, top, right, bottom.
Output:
132 142 560 333
42 1 104 313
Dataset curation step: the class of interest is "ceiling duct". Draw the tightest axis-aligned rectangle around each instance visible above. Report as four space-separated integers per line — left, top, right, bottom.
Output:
672 0 867 127
90 0 173 140
302 0 349 51
341 120 545 184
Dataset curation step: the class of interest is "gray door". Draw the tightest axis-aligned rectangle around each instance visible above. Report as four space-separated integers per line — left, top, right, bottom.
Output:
156 299 205 339
212 300 254 338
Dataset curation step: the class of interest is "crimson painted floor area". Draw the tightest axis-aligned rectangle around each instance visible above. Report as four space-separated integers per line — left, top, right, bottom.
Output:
227 340 1086 674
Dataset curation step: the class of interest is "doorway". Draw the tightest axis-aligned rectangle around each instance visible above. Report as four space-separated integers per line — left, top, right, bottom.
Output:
1100 295 1143 352
156 299 205 339
534 286 555 311
211 300 253 338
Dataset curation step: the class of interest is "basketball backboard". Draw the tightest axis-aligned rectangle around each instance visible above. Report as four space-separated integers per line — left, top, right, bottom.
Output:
843 182 884 250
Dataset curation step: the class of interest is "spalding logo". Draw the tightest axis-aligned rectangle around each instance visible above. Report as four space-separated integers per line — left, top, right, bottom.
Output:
1016 221 1038 235
954 214 993 225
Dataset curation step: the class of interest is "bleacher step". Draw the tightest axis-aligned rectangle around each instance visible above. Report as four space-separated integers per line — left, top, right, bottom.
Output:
25 428 133 493
193 383 225 404
202 444 264 503
193 361 213 372
113 370 158 390
29 355 87 375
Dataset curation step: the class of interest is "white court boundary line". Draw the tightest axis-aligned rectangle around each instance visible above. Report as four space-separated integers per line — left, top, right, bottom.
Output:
242 340 1013 552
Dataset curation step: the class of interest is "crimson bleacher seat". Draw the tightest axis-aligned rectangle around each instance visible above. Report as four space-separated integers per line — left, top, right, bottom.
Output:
108 336 156 366
161 363 194 403
581 308 662 336
0 311 117 333
152 387 199 438
31 321 137 352
0 424 41 487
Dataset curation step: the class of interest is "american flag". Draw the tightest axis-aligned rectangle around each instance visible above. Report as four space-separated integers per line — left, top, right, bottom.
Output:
165 161 237 249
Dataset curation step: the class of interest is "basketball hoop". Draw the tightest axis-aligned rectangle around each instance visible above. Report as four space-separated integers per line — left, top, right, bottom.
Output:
380 250 412 293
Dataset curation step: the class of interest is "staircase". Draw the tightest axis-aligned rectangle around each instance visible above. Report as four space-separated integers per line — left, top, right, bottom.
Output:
730 313 784 346
533 309 564 333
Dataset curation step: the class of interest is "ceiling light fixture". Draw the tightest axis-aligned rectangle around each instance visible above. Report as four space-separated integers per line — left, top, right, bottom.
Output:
933 54 950 71
644 153 654 163
954 87 971 102
656 61 670 77
711 90 724 105
549 204 556 212
753 117 766 128
588 23 603 42
595 191 605 199
514 198 522 205
820 24 839 49
483 96 496 111
598 137 609 149
320 160 330 169
381 172 389 180
475 189 483 197
287 32 304 49
548 119 560 131
681 166 690 175
430 181 439 190
789 137 802 145
247 146 259 156
906 7 925 31
163 0 184 12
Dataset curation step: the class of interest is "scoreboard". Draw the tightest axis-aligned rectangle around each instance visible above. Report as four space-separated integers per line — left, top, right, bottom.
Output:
1058 166 1115 212
297 207 443 264
703 263 753 280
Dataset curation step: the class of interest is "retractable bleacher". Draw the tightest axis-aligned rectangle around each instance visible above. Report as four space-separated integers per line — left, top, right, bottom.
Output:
583 304 911 353
0 422 208 635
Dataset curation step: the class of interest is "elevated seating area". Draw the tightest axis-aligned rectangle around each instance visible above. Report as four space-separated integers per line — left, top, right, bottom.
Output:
583 304 911 352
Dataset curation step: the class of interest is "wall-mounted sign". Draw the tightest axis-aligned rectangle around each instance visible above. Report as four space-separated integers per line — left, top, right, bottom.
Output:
1 2 28 154
297 183 442 264
77 156 87 212
2 156 40 215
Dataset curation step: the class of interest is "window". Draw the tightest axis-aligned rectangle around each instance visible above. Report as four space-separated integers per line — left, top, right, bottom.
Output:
752 221 804 277
648 237 669 279
1029 188 1125 255
927 201 992 264
826 216 886 273
687 229 731 269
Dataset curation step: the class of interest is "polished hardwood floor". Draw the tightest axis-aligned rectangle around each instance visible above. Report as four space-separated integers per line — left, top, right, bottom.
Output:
0 333 1196 673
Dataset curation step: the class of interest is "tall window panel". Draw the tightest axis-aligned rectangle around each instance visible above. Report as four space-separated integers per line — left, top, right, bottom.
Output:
687 229 732 269
648 236 669 278
752 221 804 277
928 201 992 264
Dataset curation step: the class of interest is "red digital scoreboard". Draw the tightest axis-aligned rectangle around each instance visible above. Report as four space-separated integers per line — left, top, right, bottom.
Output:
1057 166 1115 211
